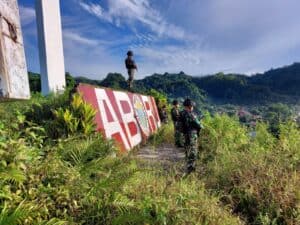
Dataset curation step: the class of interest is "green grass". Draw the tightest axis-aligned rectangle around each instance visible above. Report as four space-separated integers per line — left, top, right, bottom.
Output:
0 93 299 224
199 114 300 225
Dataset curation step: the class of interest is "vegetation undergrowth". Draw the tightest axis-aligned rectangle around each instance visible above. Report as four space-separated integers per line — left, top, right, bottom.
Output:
0 89 299 224
199 113 300 225
147 123 174 148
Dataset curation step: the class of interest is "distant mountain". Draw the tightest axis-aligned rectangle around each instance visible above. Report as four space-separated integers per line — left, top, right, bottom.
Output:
74 72 206 105
133 63 300 105
28 62 300 105
251 63 300 96
193 63 300 104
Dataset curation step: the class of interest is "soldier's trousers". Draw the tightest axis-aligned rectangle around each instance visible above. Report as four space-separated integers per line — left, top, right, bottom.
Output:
185 134 198 172
127 69 135 88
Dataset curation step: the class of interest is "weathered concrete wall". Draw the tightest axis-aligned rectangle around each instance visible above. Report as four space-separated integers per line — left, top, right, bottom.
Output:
0 0 30 99
36 0 65 95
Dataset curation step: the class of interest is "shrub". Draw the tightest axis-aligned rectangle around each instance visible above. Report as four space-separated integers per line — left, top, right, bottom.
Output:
53 93 96 137
146 89 168 109
59 134 116 168
199 113 249 163
199 114 300 224
112 168 244 225
1 90 299 225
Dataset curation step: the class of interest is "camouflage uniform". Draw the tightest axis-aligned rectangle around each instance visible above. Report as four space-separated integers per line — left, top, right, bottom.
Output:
127 68 135 89
125 56 137 89
180 109 201 173
171 107 184 147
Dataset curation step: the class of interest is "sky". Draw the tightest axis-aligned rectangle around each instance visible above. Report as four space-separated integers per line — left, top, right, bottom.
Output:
19 0 300 80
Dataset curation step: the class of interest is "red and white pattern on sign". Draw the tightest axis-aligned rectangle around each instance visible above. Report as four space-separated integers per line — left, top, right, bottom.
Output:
77 84 161 152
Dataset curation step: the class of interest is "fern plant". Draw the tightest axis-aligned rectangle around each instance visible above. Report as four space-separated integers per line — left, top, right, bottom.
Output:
0 201 32 225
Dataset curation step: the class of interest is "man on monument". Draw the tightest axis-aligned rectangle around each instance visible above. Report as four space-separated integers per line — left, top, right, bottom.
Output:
125 50 138 90
180 98 202 174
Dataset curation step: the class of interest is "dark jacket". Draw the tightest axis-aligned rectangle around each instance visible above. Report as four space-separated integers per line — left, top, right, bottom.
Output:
125 57 137 70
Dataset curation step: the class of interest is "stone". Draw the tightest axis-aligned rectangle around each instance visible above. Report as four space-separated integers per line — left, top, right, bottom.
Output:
0 0 30 99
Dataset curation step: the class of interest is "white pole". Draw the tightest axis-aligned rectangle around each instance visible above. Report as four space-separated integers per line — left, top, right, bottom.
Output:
35 0 66 95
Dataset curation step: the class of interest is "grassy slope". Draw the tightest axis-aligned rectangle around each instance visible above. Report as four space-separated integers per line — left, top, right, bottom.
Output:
0 94 299 225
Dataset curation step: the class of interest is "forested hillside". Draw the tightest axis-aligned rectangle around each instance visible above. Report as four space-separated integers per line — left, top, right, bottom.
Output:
28 62 300 105
194 63 300 104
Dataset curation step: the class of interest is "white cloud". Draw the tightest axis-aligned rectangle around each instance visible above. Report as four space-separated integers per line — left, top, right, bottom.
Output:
78 0 186 40
63 37 124 79
78 2 113 23
20 0 300 78
19 6 36 26
63 30 99 46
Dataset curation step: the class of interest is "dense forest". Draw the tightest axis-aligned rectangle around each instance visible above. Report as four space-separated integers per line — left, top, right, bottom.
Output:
29 62 300 105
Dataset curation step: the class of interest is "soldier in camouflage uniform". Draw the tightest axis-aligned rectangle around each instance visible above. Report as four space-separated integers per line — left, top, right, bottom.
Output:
171 100 184 147
181 98 202 174
125 50 138 90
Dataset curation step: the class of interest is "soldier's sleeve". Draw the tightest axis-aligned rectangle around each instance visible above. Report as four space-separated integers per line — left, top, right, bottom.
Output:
191 113 202 130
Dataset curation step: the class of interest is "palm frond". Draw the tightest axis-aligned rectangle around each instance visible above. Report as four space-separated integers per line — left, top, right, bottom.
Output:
0 201 32 225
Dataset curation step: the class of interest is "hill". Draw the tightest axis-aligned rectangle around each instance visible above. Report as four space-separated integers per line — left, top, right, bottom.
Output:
251 63 300 96
193 63 300 104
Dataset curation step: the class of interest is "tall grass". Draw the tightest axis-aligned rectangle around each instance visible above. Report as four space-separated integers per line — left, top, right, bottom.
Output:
1 92 299 224
199 113 300 225
147 123 174 147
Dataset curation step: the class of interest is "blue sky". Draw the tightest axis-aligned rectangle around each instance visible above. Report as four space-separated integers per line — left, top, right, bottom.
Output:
19 0 300 80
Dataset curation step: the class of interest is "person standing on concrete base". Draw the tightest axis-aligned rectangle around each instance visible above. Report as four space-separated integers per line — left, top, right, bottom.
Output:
125 50 138 90
171 100 184 147
181 98 202 174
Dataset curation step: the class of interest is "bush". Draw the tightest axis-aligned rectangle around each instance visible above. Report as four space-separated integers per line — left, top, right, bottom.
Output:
199 114 300 224
1 90 299 224
53 94 96 137
112 167 243 225
59 134 116 168
146 89 168 109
